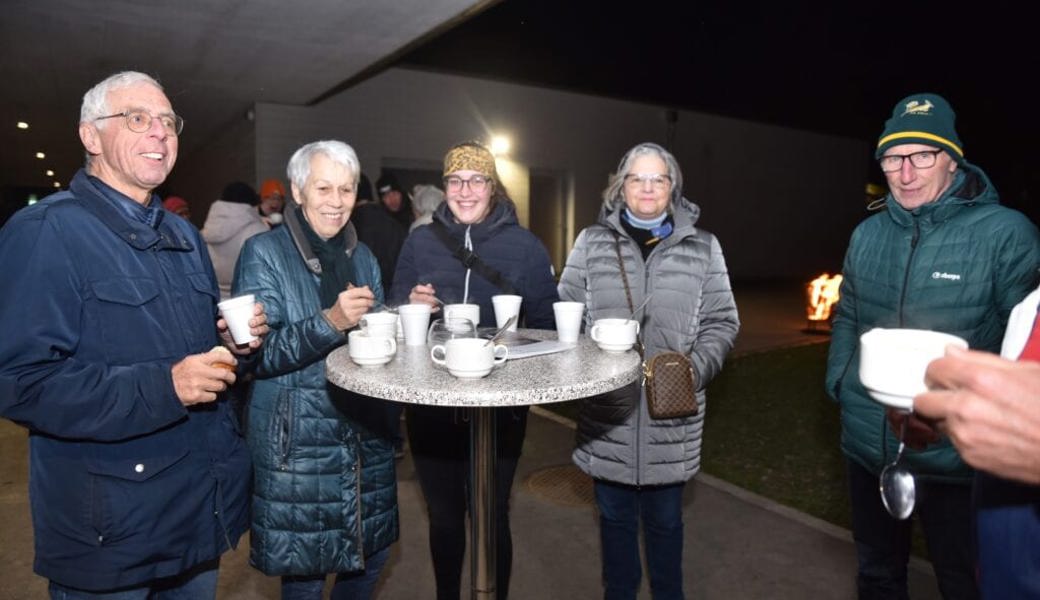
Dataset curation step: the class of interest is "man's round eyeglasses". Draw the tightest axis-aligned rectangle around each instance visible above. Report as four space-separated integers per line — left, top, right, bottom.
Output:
444 175 491 193
624 173 671 190
879 149 943 173
95 110 184 136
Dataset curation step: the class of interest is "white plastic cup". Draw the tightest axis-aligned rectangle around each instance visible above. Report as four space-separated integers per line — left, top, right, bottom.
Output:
398 303 432 346
444 303 481 328
218 294 257 344
553 301 585 344
492 294 522 332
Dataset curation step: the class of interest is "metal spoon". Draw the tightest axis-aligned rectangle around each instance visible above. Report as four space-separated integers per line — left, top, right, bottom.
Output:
484 315 517 346
628 294 653 321
879 411 916 520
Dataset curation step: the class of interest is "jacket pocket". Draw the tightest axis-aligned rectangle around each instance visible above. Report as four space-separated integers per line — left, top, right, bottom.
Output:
85 448 191 545
274 389 293 470
185 272 221 348
88 277 164 362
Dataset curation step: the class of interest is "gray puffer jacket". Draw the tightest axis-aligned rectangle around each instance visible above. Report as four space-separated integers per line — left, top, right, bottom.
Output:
558 198 739 485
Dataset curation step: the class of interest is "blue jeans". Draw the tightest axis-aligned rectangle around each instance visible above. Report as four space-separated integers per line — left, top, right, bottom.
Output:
593 479 685 600
49 560 219 599
846 459 977 600
280 546 390 600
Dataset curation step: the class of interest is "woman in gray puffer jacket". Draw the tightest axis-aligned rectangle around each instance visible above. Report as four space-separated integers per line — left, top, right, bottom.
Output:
558 142 739 600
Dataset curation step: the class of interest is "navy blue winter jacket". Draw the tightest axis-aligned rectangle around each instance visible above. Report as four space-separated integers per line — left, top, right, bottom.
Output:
0 169 251 590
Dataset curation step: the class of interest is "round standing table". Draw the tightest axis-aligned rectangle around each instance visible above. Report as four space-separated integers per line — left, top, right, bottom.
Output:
326 329 640 599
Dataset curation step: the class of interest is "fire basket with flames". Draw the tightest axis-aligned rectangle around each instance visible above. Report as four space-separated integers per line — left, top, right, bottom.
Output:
805 273 843 332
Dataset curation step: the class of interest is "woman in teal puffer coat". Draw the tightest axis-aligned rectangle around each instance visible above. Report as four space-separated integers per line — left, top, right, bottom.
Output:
233 140 399 599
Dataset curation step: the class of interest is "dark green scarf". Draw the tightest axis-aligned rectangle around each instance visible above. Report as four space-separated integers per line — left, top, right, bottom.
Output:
296 206 357 308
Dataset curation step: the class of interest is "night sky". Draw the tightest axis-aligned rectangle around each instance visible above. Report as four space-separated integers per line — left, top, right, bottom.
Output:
402 0 1040 222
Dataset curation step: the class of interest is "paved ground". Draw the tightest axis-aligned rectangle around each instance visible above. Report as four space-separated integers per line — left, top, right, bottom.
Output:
0 280 944 599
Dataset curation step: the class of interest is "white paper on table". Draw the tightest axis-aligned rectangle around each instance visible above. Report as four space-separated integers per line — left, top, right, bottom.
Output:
477 330 575 359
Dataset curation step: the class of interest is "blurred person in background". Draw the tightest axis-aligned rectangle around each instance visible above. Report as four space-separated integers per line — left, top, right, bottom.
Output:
558 141 739 600
391 141 559 599
201 180 269 299
376 172 414 230
163 194 191 219
0 70 267 599
410 183 445 232
352 171 407 293
233 140 398 600
259 177 286 227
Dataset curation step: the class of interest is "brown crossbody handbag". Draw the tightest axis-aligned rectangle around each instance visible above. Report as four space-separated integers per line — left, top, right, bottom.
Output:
613 234 698 419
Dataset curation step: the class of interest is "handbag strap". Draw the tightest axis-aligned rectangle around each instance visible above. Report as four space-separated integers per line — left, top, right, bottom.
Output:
430 220 518 294
612 231 645 358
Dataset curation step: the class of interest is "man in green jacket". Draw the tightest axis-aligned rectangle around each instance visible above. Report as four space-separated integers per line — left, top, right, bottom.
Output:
826 93 1040 599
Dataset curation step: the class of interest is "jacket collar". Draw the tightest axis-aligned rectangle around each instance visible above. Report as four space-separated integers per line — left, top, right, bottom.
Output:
604 196 701 248
885 162 997 227
283 204 358 276
69 169 193 252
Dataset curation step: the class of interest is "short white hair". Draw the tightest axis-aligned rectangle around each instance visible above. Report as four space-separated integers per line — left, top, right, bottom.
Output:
286 140 360 190
80 71 163 126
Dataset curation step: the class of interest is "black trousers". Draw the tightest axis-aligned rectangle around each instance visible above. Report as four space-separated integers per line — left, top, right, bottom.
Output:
407 405 528 600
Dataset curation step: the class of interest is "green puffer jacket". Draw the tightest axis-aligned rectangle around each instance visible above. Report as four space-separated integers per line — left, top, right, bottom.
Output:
232 211 399 576
826 164 1040 483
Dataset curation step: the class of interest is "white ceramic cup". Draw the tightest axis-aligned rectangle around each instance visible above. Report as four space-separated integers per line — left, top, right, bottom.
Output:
360 312 398 339
589 318 640 353
398 303 432 346
348 330 397 367
444 303 481 328
217 294 257 344
492 294 522 332
553 301 585 344
430 337 508 379
859 327 969 410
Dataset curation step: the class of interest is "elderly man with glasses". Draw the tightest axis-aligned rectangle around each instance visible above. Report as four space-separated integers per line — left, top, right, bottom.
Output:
825 93 1040 599
0 71 268 599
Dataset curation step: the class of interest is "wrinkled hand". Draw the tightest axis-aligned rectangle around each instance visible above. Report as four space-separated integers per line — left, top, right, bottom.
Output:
217 302 269 354
325 285 376 331
410 283 441 313
885 407 941 450
171 348 237 406
913 346 1040 484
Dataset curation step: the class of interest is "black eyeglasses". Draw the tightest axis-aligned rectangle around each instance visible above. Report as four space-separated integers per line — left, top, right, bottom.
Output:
95 109 184 136
878 149 943 173
443 175 491 193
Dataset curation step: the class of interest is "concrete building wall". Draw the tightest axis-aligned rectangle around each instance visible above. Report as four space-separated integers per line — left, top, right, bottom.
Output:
252 67 870 280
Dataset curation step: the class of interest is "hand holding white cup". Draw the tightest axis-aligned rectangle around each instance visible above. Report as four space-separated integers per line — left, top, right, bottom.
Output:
218 294 258 344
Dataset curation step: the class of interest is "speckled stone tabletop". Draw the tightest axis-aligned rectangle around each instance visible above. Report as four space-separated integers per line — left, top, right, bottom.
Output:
326 329 641 407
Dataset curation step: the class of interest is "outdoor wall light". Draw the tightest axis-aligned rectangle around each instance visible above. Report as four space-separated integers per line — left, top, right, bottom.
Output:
490 135 511 157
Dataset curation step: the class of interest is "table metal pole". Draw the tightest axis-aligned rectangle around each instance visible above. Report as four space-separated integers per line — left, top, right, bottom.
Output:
470 406 497 600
